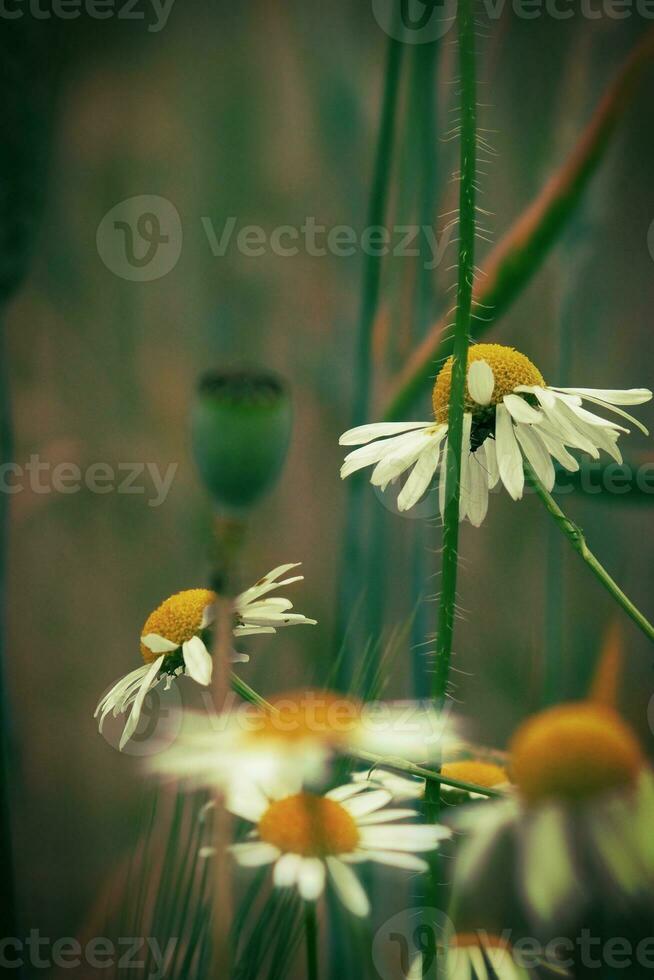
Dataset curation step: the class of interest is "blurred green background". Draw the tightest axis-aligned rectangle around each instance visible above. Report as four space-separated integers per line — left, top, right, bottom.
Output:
3 1 654 948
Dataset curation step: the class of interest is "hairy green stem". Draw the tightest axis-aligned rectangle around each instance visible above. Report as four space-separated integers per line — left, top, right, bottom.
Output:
352 750 505 799
433 0 477 708
336 32 404 682
305 901 319 980
527 466 654 644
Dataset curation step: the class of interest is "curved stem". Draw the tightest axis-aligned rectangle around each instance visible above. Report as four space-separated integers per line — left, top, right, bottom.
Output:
527 466 654 645
352 749 506 800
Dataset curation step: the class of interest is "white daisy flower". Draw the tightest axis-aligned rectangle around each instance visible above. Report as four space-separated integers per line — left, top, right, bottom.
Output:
225 779 451 917
339 343 652 524
451 702 654 927
95 564 316 750
152 688 459 803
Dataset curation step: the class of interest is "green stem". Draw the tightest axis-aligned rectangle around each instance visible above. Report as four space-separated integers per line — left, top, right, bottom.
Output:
527 466 654 645
433 0 477 709
305 901 319 980
336 31 404 682
230 673 275 711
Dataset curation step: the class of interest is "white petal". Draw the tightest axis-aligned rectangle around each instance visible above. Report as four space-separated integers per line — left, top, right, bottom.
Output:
467 360 494 406
453 802 516 889
366 850 429 872
140 633 180 654
356 809 416 826
519 804 580 924
298 858 327 901
274 853 303 888
371 430 438 488
226 783 270 823
341 789 392 818
535 424 580 471
339 421 432 446
397 431 446 512
235 564 302 607
458 414 473 522
119 655 165 750
229 842 280 867
359 825 450 852
200 603 215 629
466 447 489 527
550 386 652 406
233 625 277 637
326 858 370 917
514 424 555 491
503 393 542 424
341 431 427 479
495 404 525 500
482 436 500 488
182 636 213 686
570 393 649 436
326 783 369 803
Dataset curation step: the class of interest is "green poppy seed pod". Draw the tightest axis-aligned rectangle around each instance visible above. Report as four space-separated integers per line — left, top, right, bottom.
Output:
190 369 292 511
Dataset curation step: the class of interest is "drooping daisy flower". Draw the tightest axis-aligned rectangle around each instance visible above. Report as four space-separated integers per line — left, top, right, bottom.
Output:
226 780 450 916
452 702 654 926
152 688 459 803
95 564 316 750
339 343 651 523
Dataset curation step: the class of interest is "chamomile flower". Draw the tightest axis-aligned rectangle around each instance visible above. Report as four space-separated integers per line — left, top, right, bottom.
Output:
95 564 316 750
452 702 654 927
226 780 450 916
339 343 651 523
152 688 459 803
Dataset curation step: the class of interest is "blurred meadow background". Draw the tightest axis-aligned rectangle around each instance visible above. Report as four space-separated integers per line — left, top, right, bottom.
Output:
2 0 654 959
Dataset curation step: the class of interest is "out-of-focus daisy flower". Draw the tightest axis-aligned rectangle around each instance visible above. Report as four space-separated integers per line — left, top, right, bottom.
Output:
339 343 651 523
354 758 510 804
409 931 565 980
152 688 459 802
95 565 316 750
225 779 450 916
452 702 654 926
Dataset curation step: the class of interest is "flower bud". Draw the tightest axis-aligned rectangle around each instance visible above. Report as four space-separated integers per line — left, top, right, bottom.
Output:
190 368 292 510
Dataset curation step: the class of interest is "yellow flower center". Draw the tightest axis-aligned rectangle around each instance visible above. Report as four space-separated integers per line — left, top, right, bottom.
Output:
258 793 360 857
247 689 363 746
432 343 545 422
510 702 643 805
451 932 511 952
442 760 508 788
140 588 215 664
